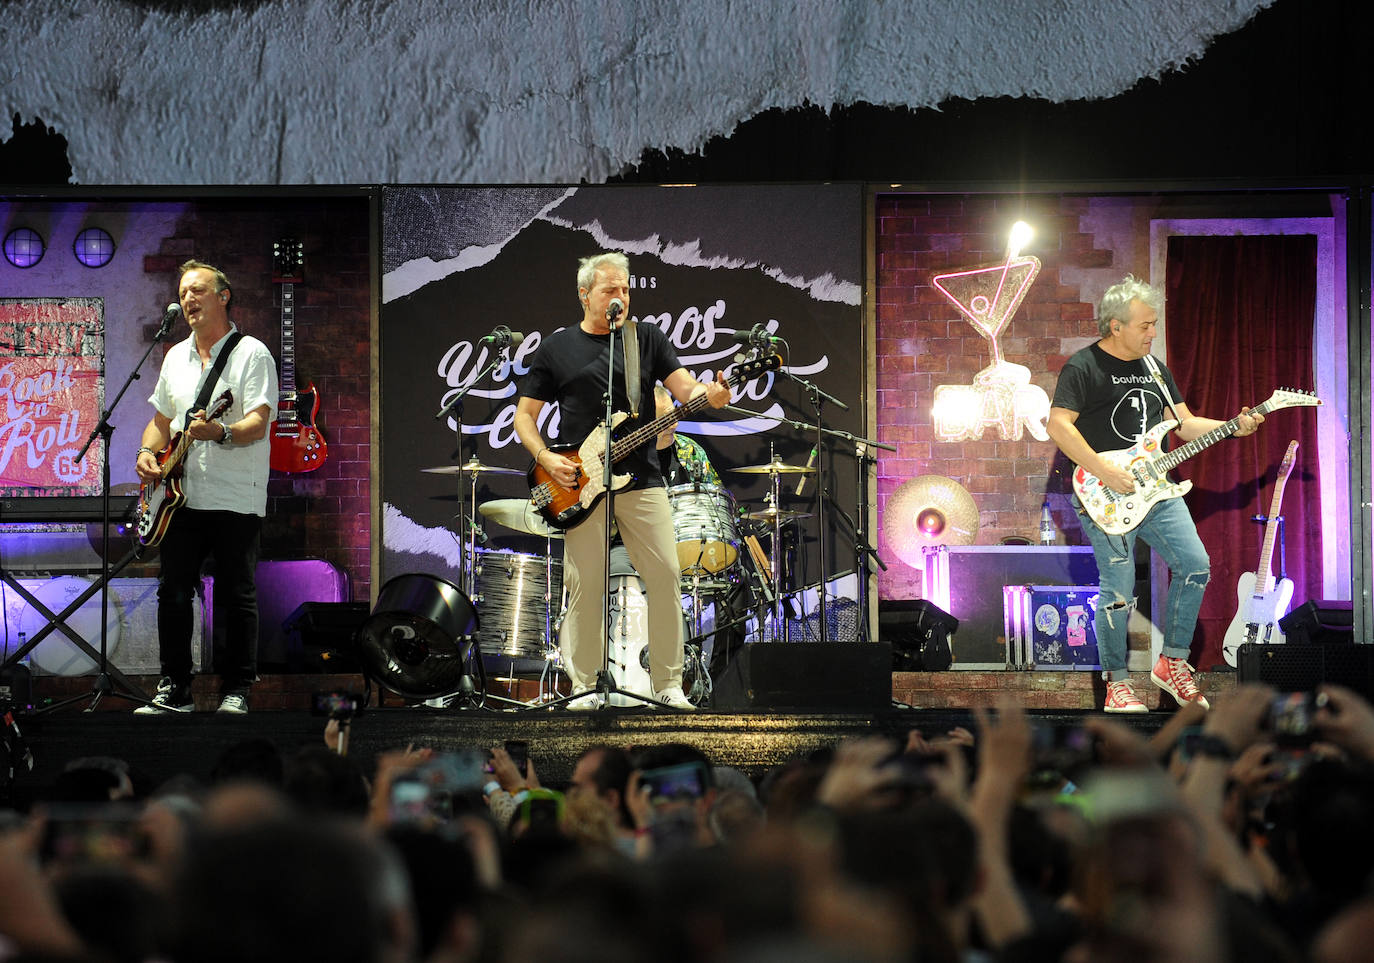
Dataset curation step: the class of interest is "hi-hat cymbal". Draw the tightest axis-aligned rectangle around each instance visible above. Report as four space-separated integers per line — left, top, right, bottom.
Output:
478 497 563 537
743 507 813 523
731 457 816 475
422 458 523 477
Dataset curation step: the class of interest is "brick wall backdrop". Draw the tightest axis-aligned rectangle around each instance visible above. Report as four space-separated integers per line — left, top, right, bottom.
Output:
142 197 373 601
874 193 1112 600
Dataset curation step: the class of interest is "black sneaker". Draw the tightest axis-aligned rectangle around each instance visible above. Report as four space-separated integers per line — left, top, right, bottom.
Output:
134 678 193 714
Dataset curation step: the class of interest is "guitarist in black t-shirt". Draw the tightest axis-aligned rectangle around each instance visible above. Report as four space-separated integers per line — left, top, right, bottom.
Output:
513 252 730 711
1048 275 1262 714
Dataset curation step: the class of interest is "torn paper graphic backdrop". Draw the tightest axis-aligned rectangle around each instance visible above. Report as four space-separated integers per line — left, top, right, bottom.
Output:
0 0 1271 184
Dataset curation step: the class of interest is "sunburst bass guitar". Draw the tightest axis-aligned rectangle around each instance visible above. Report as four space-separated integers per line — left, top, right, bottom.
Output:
1221 440 1299 668
1072 388 1321 535
528 353 782 530
135 391 234 547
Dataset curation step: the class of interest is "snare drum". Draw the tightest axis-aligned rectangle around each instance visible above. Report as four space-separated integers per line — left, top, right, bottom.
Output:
474 550 562 660
667 482 740 576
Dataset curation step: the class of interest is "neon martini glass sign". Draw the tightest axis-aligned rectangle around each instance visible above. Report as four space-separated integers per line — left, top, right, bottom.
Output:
929 237 1051 442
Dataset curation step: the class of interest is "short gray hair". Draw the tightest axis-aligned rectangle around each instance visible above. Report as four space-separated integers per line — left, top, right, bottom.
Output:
1097 274 1162 337
576 252 629 301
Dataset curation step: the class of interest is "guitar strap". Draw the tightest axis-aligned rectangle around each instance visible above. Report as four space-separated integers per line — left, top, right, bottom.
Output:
184 331 243 429
620 318 641 419
1142 353 1182 422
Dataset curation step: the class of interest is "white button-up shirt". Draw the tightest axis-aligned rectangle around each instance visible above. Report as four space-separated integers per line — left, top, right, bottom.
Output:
149 325 278 517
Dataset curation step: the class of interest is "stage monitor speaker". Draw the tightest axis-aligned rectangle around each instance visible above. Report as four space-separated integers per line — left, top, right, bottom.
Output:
1237 643 1374 700
283 601 369 672
880 599 958 670
713 642 891 711
1278 599 1354 645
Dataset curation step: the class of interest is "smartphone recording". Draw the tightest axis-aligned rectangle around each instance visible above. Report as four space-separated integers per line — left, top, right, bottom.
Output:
640 761 709 802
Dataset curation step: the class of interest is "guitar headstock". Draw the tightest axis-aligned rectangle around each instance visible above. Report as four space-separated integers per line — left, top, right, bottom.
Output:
730 352 783 383
209 390 234 420
1277 439 1299 480
272 238 304 284
1265 388 1322 411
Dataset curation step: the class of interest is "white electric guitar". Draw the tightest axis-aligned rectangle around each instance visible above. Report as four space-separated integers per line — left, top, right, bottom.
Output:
1221 440 1299 668
1073 388 1321 535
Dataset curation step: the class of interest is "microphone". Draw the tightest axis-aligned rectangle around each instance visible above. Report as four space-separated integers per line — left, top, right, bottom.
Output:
730 323 781 346
606 298 624 324
157 303 181 339
795 446 818 496
479 325 525 349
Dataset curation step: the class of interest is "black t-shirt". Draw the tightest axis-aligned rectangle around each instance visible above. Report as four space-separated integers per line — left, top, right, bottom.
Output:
519 322 682 489
1051 342 1185 459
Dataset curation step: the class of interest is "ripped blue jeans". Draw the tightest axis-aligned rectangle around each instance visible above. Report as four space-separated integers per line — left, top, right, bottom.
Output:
1073 494 1210 680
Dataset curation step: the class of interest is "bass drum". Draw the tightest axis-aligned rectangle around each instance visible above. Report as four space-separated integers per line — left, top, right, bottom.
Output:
604 571 709 708
356 573 478 698
16 576 121 676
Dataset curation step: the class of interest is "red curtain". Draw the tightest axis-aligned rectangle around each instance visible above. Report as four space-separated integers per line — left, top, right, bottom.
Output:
1165 234 1323 671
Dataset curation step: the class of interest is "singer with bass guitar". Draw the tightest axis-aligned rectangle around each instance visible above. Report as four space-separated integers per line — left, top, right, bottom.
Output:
513 252 731 711
1047 275 1263 714
133 260 278 714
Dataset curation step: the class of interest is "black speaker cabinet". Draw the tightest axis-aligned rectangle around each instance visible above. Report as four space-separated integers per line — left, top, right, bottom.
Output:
713 642 891 711
1237 643 1374 700
1278 600 1354 645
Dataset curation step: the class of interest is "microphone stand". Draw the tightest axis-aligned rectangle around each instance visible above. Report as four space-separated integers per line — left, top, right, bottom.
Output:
432 338 524 710
777 369 847 642
37 315 177 713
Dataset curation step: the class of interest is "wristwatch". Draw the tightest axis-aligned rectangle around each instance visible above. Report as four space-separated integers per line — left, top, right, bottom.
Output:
217 422 233 445
1191 734 1237 761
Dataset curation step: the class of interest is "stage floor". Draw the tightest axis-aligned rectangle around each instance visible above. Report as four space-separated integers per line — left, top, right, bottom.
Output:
7 694 1173 808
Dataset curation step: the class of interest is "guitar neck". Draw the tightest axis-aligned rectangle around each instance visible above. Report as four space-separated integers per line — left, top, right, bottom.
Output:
279 282 296 394
1254 441 1299 591
1154 397 1281 472
608 391 712 464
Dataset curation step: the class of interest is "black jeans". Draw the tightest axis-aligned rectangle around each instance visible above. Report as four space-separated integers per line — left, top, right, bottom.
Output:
156 508 261 690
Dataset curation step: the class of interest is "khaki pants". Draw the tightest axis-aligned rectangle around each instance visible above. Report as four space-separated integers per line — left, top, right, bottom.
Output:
561 486 683 692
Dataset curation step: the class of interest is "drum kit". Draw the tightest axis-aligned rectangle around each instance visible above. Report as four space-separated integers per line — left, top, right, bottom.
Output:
373 450 819 708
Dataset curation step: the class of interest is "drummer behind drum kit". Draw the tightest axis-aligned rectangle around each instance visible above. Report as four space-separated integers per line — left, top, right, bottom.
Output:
360 452 818 709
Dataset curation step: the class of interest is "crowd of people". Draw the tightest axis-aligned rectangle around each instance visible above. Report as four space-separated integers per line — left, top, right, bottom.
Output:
1 680 1373 962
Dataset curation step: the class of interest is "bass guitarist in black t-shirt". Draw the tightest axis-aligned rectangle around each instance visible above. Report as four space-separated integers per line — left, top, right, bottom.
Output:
1048 275 1262 714
514 252 731 711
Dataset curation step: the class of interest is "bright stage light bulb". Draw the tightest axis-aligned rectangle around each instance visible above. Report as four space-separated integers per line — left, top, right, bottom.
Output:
1007 220 1034 260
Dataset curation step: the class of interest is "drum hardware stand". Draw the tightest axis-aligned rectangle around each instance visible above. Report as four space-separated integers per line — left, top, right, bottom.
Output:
534 304 667 713
432 336 525 711
830 441 891 643
23 312 184 713
724 401 891 645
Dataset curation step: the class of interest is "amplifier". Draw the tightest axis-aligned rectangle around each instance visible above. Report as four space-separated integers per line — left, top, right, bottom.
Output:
713 642 891 711
1238 643 1374 699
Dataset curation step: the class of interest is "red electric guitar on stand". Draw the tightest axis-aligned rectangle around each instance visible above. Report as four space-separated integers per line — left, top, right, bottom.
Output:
269 238 328 473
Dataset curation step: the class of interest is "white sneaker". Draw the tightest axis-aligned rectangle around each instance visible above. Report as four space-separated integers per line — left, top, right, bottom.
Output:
565 688 605 712
652 685 696 711
217 690 249 714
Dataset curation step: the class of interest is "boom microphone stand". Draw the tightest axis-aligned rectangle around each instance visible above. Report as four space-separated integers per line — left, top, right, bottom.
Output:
432 326 527 710
38 307 183 713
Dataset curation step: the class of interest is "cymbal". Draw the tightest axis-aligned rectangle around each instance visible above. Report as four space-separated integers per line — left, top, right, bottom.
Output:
422 458 523 477
478 497 563 537
731 457 816 475
881 475 979 569
742 507 812 523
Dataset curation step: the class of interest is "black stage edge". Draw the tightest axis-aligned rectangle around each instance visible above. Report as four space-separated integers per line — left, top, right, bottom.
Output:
9 707 1171 803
